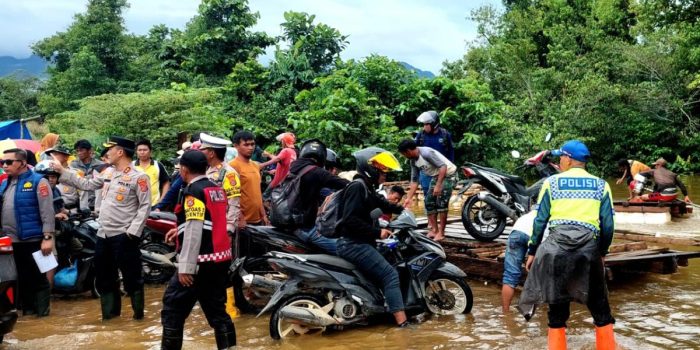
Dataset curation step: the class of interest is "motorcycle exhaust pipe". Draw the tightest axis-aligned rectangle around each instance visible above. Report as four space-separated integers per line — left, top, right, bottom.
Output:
140 249 176 268
242 274 283 291
277 305 339 327
477 192 519 222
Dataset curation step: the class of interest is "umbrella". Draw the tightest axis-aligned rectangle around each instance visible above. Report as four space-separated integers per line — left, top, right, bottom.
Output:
0 139 41 155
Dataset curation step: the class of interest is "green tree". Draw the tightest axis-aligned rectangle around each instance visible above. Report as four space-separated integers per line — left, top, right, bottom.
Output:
0 77 41 119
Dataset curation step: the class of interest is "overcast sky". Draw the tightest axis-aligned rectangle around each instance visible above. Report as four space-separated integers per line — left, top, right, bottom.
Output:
0 0 500 73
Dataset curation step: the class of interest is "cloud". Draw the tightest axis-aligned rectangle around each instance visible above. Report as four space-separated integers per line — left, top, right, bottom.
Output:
0 0 498 73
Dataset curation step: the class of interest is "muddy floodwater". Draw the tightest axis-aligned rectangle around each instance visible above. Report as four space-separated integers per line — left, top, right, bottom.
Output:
4 176 700 349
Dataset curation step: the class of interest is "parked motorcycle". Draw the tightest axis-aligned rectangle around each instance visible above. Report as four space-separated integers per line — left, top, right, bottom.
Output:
630 173 679 202
0 236 18 344
232 225 320 313
458 149 559 241
140 211 177 284
259 210 473 340
53 212 100 297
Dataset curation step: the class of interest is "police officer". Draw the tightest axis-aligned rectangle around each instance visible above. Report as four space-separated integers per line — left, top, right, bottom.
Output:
51 136 151 320
70 139 104 211
519 140 616 350
199 133 242 316
0 148 55 316
199 133 241 233
161 150 236 350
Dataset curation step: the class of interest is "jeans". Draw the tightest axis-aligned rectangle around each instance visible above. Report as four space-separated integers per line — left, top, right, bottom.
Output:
336 239 404 313
502 230 529 288
296 226 337 255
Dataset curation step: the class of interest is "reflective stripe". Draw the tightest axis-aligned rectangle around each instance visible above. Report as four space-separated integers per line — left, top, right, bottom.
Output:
198 249 232 263
549 220 599 236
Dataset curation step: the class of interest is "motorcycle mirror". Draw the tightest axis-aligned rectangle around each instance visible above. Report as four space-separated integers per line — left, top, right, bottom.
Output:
545 132 552 143
511 150 521 159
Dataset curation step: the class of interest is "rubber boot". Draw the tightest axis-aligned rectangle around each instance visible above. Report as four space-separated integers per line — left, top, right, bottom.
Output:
34 288 51 317
548 327 567 350
225 288 239 318
161 327 184 350
100 292 119 320
214 330 237 350
595 324 616 350
130 289 145 320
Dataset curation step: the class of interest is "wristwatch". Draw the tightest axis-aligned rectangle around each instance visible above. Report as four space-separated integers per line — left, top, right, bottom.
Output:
43 235 53 241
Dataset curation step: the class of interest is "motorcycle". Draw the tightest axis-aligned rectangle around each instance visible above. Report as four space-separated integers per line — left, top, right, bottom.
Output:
259 210 473 340
457 149 560 241
53 211 100 297
0 236 17 344
140 211 177 284
630 173 679 202
231 225 320 313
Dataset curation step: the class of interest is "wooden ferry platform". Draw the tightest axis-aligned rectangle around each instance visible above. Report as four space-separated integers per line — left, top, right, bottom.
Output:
416 216 700 283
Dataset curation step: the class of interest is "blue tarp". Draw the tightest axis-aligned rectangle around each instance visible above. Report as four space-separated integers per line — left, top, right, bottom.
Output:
0 120 32 140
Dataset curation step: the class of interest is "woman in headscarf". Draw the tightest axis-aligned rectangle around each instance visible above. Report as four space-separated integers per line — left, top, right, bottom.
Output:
38 133 60 162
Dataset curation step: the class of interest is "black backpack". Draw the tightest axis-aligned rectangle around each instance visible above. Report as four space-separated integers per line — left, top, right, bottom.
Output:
269 165 316 228
316 179 367 238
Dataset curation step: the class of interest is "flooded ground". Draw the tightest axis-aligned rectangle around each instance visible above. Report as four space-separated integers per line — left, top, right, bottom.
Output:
4 175 700 349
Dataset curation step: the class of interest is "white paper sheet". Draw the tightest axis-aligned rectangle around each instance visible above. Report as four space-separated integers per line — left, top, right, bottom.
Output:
32 250 58 273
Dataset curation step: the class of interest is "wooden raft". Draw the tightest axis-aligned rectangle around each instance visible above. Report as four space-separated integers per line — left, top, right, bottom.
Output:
415 216 700 283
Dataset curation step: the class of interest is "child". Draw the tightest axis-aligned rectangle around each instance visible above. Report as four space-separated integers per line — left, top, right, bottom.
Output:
381 185 406 221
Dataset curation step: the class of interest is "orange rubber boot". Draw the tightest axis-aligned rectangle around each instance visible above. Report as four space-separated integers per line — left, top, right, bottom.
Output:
548 327 567 350
595 324 616 350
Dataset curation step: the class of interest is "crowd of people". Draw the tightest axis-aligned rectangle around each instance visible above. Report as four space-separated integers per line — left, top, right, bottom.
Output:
8 109 695 349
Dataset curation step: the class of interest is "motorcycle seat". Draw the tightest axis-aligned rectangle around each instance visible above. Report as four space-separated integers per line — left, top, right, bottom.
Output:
296 254 357 270
246 225 297 237
149 211 176 222
471 164 526 185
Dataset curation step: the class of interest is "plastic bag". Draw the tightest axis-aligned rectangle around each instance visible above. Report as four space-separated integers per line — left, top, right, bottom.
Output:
54 260 78 289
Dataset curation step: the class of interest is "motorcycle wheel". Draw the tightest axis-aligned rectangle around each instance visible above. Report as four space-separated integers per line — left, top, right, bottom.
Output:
269 294 326 340
461 195 507 241
233 259 282 314
425 275 473 315
141 242 175 284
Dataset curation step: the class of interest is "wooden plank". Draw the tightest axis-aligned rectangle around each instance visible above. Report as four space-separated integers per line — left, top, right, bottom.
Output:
614 206 670 213
614 232 700 246
608 242 648 253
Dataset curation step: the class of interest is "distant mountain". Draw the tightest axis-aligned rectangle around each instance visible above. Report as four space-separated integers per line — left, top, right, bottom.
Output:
0 55 49 78
400 62 435 79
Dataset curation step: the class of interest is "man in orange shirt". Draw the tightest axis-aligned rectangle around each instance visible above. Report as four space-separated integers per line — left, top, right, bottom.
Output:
230 131 269 229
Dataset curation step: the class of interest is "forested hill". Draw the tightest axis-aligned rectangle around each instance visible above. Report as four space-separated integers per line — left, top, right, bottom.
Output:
0 55 48 78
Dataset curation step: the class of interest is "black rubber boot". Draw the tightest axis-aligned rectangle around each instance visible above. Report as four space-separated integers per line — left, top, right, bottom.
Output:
34 288 51 317
100 292 121 320
214 330 237 349
161 327 183 350
130 289 145 320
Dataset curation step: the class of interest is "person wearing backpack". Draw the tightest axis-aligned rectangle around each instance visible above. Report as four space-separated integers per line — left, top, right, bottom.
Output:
285 139 348 254
335 147 407 327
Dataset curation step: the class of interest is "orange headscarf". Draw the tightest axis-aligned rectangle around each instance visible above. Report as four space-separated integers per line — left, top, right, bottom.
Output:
40 133 60 152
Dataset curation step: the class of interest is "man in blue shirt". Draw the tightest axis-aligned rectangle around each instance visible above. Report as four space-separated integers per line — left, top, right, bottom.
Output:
414 111 455 219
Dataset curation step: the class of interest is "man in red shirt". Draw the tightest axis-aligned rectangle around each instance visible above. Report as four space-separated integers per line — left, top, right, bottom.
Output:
260 132 296 191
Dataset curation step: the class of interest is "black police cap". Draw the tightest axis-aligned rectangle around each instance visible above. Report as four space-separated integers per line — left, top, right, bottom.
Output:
179 150 208 173
103 136 135 152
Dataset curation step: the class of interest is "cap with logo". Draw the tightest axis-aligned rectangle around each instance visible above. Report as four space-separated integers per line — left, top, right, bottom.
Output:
103 136 136 153
551 140 590 163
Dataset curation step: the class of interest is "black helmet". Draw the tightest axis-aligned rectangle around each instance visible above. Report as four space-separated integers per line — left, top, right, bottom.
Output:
353 147 402 184
417 110 440 130
326 149 338 168
299 139 328 166
35 160 60 177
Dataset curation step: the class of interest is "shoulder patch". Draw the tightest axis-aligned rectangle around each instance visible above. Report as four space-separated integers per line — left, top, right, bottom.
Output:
184 195 205 221
39 183 50 197
138 177 148 192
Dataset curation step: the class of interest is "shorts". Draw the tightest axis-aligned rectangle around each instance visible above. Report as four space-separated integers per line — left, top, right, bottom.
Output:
502 230 529 288
424 176 454 215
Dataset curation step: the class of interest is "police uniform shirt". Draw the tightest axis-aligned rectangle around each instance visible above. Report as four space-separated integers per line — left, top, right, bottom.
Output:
60 166 151 238
1 175 55 242
206 163 241 232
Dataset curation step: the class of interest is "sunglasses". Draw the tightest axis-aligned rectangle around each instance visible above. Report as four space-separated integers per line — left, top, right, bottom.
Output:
1 159 21 166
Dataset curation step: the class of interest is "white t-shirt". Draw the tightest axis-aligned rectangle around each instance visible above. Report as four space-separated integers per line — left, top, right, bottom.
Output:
512 210 549 239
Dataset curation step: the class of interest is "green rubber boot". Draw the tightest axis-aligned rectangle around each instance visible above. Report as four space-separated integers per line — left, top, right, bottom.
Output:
100 292 121 320
34 288 51 317
130 289 145 320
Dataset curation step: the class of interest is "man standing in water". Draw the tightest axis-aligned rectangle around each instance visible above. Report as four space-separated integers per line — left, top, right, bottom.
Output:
161 150 236 350
520 140 616 350
52 136 151 321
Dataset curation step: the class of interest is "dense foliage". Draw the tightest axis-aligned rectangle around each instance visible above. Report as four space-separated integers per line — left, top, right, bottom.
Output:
0 0 698 176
